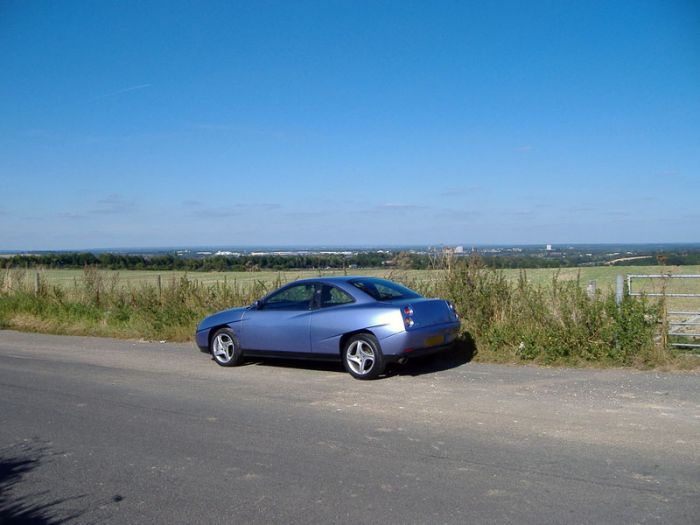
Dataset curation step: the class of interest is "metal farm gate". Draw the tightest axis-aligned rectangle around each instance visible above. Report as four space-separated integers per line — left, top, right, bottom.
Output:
627 274 700 349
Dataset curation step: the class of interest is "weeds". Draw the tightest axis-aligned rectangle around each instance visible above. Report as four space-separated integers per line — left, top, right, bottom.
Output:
395 254 672 368
0 261 683 368
0 268 267 341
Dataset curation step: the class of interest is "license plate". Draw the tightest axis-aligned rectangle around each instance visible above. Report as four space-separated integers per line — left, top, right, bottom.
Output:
425 334 444 347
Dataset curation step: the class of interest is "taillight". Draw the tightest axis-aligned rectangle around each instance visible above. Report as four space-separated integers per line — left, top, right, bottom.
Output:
447 301 459 318
402 305 414 328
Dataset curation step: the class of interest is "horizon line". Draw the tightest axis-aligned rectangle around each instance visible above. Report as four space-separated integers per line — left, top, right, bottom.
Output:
2 241 700 254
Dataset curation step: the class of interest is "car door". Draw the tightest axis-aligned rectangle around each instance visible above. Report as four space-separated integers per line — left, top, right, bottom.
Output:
310 284 357 355
240 282 317 353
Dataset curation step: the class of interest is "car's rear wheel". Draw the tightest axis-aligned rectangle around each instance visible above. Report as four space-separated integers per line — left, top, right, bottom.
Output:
210 328 243 367
342 334 385 380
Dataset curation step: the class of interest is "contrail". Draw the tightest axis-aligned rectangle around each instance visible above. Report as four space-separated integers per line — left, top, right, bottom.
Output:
92 83 152 100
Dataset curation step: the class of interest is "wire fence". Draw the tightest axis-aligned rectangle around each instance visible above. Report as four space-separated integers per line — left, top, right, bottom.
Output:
0 268 445 296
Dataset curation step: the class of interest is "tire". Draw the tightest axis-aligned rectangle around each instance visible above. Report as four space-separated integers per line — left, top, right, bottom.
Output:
210 328 243 367
342 333 385 380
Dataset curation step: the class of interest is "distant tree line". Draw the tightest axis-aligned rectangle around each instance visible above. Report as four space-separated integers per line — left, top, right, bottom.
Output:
3 250 699 272
1 252 393 271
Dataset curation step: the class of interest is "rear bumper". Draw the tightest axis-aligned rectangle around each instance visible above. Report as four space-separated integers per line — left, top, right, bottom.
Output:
384 343 455 363
379 321 460 360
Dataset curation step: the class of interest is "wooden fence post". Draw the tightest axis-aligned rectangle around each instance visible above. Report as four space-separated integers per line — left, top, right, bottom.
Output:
586 280 596 300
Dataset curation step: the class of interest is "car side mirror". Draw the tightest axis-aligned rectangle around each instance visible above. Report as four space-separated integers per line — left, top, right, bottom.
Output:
250 300 262 310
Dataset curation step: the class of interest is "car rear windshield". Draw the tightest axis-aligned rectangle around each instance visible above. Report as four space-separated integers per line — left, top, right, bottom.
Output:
349 278 422 301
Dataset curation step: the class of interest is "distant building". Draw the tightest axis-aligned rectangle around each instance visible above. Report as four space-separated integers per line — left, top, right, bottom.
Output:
442 245 464 255
546 244 552 251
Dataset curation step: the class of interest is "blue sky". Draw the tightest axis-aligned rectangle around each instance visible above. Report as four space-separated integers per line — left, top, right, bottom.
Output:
1 1 698 250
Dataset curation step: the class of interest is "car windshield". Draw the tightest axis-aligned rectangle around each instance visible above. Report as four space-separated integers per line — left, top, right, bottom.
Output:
349 278 422 301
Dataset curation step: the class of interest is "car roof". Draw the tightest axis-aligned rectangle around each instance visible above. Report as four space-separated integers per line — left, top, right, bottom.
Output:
268 275 420 304
290 275 378 285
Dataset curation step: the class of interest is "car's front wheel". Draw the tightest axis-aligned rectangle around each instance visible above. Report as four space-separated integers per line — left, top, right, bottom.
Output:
342 333 385 380
210 328 243 367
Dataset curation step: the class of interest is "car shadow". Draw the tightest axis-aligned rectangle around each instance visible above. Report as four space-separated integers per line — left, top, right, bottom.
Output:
243 358 346 374
385 332 477 377
239 332 478 379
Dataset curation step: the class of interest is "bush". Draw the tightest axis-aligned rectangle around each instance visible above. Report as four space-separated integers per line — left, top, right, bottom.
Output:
400 255 667 367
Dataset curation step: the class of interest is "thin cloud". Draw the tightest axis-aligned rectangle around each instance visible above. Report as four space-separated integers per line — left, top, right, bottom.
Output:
90 193 136 215
92 83 151 101
284 210 328 219
604 210 632 218
567 206 596 213
186 207 240 219
376 203 429 211
505 210 535 217
435 209 480 221
56 212 86 220
255 202 283 211
184 201 281 218
514 145 533 152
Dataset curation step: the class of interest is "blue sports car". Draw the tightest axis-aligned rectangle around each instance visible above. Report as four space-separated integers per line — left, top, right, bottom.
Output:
195 276 460 379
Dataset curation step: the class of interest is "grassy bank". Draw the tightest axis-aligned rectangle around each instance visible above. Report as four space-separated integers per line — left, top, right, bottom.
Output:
0 267 274 342
0 262 696 369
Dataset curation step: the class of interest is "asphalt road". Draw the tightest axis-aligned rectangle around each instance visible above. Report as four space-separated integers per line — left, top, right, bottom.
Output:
1 330 698 524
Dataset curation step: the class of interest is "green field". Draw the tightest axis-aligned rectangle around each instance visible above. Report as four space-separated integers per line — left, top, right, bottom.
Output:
5 264 699 313
14 263 697 313
14 264 700 292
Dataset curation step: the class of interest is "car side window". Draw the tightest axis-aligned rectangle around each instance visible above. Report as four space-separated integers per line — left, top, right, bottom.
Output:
373 282 404 300
264 283 316 310
320 285 354 308
349 278 421 301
